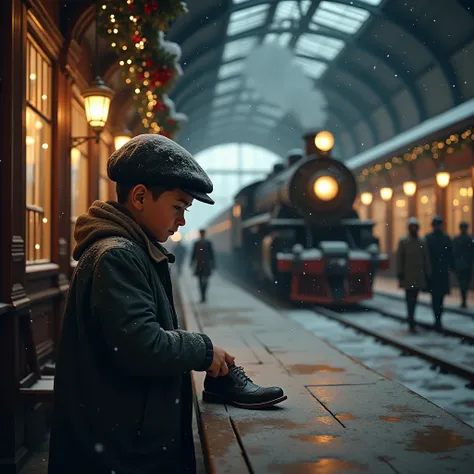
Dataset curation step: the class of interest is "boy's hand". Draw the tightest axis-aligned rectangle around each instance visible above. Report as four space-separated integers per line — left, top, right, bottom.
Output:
207 346 235 377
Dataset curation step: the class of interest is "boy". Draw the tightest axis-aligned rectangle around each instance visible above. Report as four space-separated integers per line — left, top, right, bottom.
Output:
49 134 284 474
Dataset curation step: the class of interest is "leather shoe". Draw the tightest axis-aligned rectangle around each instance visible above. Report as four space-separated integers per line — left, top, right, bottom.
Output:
203 364 287 409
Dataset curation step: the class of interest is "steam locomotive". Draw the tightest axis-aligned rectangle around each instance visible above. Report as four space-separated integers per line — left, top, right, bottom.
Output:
206 131 389 304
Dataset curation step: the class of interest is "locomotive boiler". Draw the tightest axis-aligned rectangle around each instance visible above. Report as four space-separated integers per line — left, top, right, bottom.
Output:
206 131 388 304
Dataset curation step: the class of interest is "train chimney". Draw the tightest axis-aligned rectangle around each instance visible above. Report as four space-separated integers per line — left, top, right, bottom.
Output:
303 130 335 158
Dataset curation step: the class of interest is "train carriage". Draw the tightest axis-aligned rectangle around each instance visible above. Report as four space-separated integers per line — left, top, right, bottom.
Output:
207 131 389 304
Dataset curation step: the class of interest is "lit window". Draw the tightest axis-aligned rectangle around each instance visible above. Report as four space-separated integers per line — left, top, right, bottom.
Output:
227 4 270 36
312 1 370 34
294 56 328 79
223 37 258 61
218 61 244 80
25 35 52 263
295 34 345 60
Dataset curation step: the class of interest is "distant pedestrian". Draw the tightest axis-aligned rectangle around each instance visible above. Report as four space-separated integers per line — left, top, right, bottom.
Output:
425 216 454 331
173 239 187 275
191 229 215 302
452 221 474 308
396 217 431 333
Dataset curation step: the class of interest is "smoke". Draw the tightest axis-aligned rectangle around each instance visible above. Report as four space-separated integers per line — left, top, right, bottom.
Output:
244 43 328 129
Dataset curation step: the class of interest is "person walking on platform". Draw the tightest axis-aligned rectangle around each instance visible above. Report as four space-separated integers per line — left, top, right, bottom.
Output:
396 217 431 333
190 228 215 302
453 221 474 308
48 135 285 474
172 239 187 275
425 215 454 331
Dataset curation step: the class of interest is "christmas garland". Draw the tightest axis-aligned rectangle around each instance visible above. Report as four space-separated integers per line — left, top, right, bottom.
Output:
358 128 474 183
97 0 188 138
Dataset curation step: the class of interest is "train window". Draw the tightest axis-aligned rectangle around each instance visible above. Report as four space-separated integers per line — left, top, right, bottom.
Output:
418 186 436 237
372 197 387 252
392 192 408 251
447 177 472 236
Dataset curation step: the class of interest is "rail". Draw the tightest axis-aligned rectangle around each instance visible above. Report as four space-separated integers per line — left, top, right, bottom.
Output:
26 204 45 263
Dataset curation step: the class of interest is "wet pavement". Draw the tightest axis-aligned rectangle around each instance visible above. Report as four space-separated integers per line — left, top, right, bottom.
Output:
290 308 474 428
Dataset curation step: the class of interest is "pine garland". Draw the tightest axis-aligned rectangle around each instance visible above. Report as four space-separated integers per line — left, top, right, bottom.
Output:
97 0 188 138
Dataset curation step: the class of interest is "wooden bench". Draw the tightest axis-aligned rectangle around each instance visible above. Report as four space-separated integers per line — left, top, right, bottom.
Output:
176 270 474 474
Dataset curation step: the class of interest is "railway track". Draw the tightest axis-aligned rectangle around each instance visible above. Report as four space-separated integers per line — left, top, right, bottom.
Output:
314 305 474 388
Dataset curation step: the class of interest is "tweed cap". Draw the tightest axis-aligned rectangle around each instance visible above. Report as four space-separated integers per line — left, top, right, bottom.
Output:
107 134 214 204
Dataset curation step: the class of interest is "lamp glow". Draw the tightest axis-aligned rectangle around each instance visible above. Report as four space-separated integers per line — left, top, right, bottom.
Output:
82 77 114 133
436 171 450 188
360 192 373 206
170 232 182 243
313 176 339 201
314 131 335 152
403 181 417 196
380 187 393 201
114 134 132 150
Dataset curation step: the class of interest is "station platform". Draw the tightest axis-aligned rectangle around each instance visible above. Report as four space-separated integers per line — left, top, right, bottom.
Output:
374 277 474 315
175 269 474 473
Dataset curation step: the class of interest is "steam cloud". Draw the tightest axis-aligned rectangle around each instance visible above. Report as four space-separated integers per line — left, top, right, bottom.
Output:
244 43 328 129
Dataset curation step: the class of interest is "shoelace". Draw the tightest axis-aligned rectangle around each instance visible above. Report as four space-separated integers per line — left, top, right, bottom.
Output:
229 365 253 384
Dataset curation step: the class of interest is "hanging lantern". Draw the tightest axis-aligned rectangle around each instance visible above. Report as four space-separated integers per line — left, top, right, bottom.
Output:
380 187 393 201
436 171 450 188
360 192 373 206
82 76 115 134
403 181 417 196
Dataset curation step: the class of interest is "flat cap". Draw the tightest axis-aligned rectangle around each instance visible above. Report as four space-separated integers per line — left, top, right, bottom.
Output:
432 215 444 225
408 217 419 226
107 134 214 204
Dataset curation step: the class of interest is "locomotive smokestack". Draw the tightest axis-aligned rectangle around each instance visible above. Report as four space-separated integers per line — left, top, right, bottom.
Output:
303 131 318 156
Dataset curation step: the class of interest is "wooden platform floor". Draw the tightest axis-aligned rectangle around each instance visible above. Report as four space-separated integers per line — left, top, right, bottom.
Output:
178 269 474 474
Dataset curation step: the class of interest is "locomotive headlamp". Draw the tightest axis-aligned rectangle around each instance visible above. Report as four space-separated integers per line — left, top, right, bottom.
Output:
313 176 339 201
314 131 335 152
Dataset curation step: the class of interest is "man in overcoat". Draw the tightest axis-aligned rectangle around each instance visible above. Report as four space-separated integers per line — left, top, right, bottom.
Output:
425 215 454 330
190 229 215 302
452 221 474 308
396 217 431 333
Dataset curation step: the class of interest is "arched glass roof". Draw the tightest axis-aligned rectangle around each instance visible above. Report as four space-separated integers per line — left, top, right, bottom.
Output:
167 0 474 159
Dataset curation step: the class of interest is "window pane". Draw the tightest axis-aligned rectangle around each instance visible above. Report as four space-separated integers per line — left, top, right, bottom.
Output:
25 107 52 262
392 192 408 251
418 186 436 237
227 5 269 36
447 177 472 236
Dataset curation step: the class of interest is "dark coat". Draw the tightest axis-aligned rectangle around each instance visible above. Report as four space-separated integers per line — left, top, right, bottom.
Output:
396 236 431 290
425 230 454 296
48 201 214 474
191 239 215 277
452 233 474 279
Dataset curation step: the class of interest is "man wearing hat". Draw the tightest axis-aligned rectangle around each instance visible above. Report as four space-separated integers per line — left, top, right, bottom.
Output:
49 134 286 474
453 221 474 308
190 228 215 302
425 216 454 330
396 217 431 333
